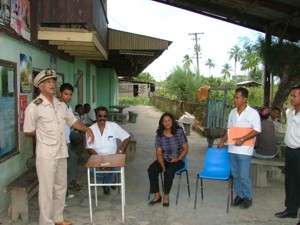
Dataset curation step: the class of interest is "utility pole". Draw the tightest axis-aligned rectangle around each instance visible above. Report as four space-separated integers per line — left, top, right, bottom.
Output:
189 32 204 76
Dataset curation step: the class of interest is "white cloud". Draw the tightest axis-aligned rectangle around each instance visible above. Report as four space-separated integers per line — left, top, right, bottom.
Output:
108 0 262 81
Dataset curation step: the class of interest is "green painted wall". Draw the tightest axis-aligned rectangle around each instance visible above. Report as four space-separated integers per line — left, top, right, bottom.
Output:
0 34 118 214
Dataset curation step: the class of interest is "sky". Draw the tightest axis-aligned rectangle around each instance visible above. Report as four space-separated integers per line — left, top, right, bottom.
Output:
107 0 262 81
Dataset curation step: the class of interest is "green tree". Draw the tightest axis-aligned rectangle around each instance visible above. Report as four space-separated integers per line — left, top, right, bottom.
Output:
182 54 193 71
205 58 215 76
258 37 300 108
133 72 156 83
228 45 243 76
221 63 232 80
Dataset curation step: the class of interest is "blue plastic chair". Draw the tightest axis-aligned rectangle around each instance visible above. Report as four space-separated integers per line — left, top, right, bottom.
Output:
175 154 190 205
194 147 233 213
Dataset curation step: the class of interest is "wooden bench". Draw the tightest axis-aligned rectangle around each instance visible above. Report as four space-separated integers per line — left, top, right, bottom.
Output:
251 158 284 187
126 133 137 162
3 169 38 222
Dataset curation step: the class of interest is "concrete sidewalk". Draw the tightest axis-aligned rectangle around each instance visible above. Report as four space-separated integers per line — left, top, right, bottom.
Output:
0 105 295 225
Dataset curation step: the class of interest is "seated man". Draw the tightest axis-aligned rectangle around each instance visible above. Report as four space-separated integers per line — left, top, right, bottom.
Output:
268 106 283 133
86 106 131 195
82 103 96 126
254 106 277 158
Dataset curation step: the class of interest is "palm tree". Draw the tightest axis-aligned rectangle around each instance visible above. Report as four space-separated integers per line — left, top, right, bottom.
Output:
228 45 243 76
205 58 215 76
182 55 193 71
221 63 232 80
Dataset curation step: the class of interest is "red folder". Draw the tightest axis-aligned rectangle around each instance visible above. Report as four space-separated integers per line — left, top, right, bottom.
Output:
228 127 255 146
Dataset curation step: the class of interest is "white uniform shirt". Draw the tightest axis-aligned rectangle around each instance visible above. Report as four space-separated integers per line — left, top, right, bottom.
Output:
65 105 72 144
24 94 77 159
86 121 130 155
284 108 300 148
227 105 261 156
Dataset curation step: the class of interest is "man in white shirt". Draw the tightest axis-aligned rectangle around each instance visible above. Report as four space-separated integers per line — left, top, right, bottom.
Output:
275 85 300 224
268 106 283 133
86 106 131 195
82 103 96 126
218 87 261 209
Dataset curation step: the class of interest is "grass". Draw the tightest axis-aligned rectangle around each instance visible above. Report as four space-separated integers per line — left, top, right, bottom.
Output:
119 97 152 106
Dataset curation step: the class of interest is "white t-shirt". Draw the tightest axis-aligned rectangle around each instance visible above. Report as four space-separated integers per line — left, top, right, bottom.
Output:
284 108 300 148
86 121 130 155
227 105 261 156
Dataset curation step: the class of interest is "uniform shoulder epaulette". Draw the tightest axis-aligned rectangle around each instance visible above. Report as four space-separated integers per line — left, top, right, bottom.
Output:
58 98 63 102
34 98 43 105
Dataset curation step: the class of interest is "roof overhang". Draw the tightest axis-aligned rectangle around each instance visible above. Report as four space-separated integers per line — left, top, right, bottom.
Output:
38 27 171 77
97 28 172 77
38 27 108 61
152 0 300 43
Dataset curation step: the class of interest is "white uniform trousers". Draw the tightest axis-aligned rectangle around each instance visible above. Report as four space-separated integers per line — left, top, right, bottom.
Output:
36 157 67 225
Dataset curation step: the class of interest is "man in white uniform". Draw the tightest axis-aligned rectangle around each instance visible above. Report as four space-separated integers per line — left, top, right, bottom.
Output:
86 106 130 195
23 69 94 225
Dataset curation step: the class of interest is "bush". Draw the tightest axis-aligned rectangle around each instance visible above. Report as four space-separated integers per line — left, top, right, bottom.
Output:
119 97 152 106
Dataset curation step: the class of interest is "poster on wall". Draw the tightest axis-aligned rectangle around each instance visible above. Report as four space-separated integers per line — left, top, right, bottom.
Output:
20 53 32 93
10 0 31 40
20 94 27 130
0 0 11 25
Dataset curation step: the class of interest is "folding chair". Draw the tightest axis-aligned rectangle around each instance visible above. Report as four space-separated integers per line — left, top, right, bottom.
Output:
194 147 233 213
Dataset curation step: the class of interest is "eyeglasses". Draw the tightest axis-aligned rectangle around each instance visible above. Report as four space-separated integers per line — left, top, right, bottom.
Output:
97 114 107 118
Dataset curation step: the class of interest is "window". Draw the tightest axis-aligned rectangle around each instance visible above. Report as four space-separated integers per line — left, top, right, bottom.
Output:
0 60 18 161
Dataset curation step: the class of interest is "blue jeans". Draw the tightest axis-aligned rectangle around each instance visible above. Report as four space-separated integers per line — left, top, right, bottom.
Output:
90 167 119 184
67 143 78 185
229 153 252 199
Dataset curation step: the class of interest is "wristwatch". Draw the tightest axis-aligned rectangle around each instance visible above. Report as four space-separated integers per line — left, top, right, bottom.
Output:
240 138 245 144
118 149 123 154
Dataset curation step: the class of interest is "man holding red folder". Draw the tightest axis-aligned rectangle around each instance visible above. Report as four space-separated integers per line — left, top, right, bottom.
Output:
218 87 261 209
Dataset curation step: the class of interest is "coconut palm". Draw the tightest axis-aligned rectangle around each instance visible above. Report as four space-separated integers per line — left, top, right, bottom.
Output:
228 45 243 76
182 54 193 71
221 63 232 80
205 58 215 76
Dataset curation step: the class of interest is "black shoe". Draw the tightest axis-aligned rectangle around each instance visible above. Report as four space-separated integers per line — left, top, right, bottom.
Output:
275 209 297 218
232 196 243 207
240 198 252 209
102 187 110 195
163 202 169 207
148 197 161 206
110 186 117 190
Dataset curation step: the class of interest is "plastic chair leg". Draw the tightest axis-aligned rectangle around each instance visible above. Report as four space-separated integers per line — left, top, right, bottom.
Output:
176 174 182 205
200 178 204 200
186 170 190 197
194 176 199 209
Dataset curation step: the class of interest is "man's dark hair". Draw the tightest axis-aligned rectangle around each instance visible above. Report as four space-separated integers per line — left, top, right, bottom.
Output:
60 83 73 93
292 85 300 92
75 104 83 111
235 87 248 98
95 106 108 115
271 106 281 112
